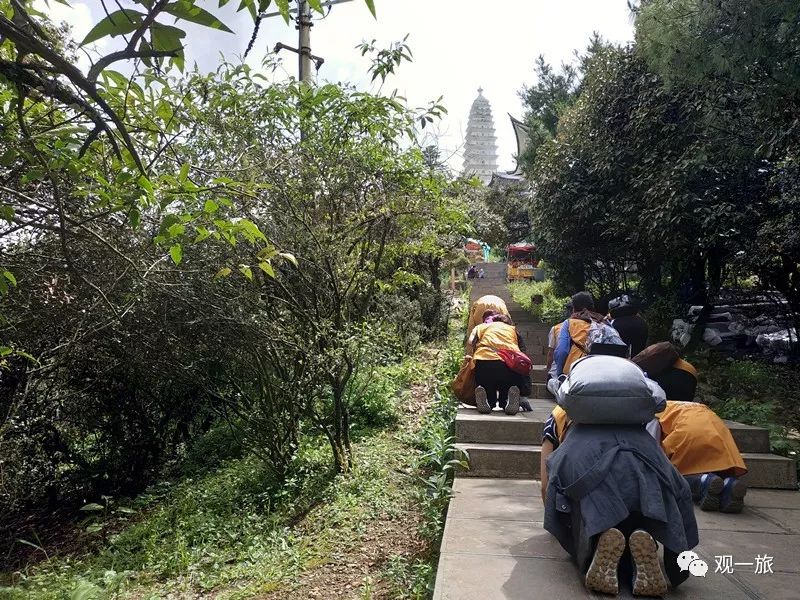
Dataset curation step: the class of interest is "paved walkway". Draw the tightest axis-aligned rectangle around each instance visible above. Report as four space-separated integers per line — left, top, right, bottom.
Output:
434 476 800 599
436 263 800 598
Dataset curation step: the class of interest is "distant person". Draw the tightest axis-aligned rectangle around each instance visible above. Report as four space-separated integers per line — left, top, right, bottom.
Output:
467 265 477 280
529 293 545 321
546 302 573 380
478 268 485 279
467 313 526 415
608 294 649 357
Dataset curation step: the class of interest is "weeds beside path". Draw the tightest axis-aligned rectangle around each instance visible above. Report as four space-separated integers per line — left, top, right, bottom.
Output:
2 330 464 600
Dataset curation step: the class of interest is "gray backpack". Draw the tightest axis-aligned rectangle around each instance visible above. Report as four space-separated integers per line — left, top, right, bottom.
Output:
557 355 666 425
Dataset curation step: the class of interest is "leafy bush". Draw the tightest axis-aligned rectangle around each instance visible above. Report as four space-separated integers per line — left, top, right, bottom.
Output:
697 358 800 462
642 294 681 345
508 280 570 323
384 555 435 600
414 336 466 541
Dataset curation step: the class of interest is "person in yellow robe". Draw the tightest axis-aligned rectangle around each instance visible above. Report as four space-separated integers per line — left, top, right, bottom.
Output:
465 294 509 347
468 314 526 415
648 400 748 513
541 382 749 513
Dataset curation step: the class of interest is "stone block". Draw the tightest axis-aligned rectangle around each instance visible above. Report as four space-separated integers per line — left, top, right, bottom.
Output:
455 410 543 445
725 420 771 453
740 453 798 489
455 443 540 478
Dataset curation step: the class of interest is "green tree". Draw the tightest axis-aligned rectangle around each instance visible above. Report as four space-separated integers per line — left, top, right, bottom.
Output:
635 0 800 337
518 34 608 172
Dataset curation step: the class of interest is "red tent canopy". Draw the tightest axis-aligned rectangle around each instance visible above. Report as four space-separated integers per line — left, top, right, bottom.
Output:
507 243 536 257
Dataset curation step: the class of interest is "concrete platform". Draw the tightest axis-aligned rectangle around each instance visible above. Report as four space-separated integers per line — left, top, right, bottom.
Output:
434 478 800 600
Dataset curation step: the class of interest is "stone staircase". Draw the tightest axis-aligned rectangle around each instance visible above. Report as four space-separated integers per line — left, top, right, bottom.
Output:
436 270 800 598
458 262 798 489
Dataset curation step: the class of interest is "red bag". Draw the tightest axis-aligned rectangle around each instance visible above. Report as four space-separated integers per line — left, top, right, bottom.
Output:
494 348 532 376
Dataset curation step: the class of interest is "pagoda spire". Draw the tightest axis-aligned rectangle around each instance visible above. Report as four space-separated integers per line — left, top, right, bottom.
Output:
463 87 498 184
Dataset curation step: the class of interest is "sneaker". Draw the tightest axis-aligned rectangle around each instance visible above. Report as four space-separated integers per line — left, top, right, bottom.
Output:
585 528 625 595
629 530 668 597
720 477 748 514
505 386 520 415
698 473 724 512
475 386 491 414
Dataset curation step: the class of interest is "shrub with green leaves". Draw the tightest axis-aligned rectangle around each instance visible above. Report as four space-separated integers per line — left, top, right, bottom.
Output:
508 280 570 323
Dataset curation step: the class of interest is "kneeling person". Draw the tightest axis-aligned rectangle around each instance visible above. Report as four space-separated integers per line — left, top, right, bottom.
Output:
541 356 698 597
468 313 527 415
648 401 748 513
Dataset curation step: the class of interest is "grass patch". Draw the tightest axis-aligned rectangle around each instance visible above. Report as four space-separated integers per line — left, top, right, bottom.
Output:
380 328 466 599
1 326 465 600
507 279 570 323
695 354 800 469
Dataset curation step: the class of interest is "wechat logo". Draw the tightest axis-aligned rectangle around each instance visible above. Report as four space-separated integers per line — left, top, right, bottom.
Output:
677 551 709 577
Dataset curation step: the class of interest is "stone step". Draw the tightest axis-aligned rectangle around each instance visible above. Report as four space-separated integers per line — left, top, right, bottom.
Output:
456 442 541 479
456 407 773 454
724 420 771 454
456 407 552 446
531 364 548 383
433 477 800 600
456 442 797 488
740 453 798 489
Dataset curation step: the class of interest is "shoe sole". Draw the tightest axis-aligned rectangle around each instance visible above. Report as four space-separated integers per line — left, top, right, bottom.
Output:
475 386 491 414
699 475 724 512
721 479 748 514
630 530 668 597
585 528 625 595
505 386 520 415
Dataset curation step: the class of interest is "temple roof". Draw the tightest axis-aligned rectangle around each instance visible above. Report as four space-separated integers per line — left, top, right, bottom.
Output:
509 115 530 176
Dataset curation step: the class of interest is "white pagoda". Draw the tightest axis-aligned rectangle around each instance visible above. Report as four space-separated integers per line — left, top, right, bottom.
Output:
462 88 499 184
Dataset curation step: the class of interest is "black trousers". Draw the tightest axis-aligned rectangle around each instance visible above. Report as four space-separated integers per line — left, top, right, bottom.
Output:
474 359 524 408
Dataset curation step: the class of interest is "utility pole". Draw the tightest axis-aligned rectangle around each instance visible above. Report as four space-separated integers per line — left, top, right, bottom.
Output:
263 0 355 83
297 0 312 83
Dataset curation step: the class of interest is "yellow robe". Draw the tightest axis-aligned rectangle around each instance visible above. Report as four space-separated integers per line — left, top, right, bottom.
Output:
657 401 747 477
471 322 521 362
466 295 509 348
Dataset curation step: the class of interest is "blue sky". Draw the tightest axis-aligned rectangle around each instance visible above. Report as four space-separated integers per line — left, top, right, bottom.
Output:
45 0 634 172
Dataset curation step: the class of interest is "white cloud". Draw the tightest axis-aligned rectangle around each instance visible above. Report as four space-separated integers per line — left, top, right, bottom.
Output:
242 0 635 172
36 0 103 70
34 1 634 172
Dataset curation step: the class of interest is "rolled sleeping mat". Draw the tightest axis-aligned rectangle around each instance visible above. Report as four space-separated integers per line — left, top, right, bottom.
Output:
557 355 666 425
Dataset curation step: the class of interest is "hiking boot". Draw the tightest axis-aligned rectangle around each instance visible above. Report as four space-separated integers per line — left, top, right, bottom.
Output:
698 473 724 511
505 386 520 415
585 528 625 595
720 477 748 514
629 530 668 597
475 386 491 414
